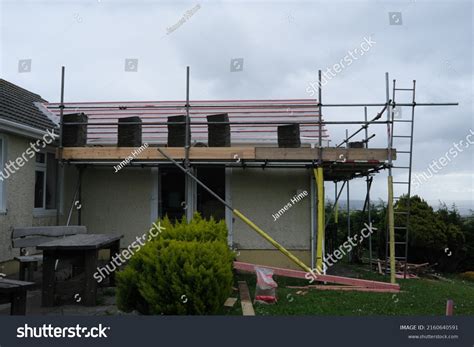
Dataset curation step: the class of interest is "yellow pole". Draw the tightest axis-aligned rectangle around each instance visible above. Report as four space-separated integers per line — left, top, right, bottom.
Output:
314 167 325 273
388 176 396 284
233 209 313 274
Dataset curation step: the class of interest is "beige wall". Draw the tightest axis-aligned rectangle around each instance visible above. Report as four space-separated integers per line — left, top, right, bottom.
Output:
0 133 57 266
230 168 311 251
74 167 154 246
0 149 314 272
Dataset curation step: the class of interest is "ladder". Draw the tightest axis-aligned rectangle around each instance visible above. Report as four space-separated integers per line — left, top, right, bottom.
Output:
386 79 416 279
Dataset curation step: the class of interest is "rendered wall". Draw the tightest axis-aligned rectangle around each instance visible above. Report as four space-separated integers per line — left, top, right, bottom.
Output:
230 168 311 251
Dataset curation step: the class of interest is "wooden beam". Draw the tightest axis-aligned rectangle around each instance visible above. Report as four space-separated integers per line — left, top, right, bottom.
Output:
224 297 237 308
58 146 395 162
286 285 400 293
234 261 400 291
59 147 256 161
238 281 255 316
255 147 396 161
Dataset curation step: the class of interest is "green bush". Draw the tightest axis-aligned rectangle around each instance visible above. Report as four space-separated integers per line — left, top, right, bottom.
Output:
460 271 474 282
117 214 234 315
158 214 228 243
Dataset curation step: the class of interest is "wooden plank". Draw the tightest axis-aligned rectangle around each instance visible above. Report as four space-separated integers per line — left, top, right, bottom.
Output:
37 234 123 251
41 251 56 307
255 147 396 161
233 261 400 291
224 297 237 307
15 255 43 263
108 240 121 286
84 249 99 306
286 285 400 293
12 226 87 238
0 279 35 292
59 146 396 162
10 288 27 315
59 147 256 160
238 281 255 316
13 236 67 249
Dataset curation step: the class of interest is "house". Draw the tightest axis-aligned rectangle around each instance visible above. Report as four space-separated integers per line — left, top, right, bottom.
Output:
0 79 393 275
0 79 60 274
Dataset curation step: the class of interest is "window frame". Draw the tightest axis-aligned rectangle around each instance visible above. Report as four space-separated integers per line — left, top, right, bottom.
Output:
33 148 61 217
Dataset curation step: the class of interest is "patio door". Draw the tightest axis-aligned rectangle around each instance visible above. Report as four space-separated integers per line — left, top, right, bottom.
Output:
196 167 225 221
159 167 186 221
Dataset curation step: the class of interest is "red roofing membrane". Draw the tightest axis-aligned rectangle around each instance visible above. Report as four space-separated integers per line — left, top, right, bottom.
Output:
45 99 329 145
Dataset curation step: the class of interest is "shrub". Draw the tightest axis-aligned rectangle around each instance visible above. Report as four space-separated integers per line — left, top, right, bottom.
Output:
460 271 474 282
117 214 234 315
158 214 228 243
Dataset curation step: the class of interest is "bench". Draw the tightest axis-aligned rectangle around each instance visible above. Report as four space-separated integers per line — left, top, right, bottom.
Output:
11 226 87 281
0 278 35 315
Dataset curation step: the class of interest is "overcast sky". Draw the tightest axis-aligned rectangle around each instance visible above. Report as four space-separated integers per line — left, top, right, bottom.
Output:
1 0 472 208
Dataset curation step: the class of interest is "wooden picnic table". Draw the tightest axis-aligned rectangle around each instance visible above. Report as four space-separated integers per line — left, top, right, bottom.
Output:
37 234 123 307
0 278 35 315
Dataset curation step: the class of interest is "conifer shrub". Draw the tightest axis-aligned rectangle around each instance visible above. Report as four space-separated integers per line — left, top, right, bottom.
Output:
117 214 234 315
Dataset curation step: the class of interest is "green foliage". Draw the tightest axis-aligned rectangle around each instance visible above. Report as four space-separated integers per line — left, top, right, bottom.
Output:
460 271 474 282
459 212 474 271
394 196 465 271
325 195 472 273
157 214 228 243
117 213 234 315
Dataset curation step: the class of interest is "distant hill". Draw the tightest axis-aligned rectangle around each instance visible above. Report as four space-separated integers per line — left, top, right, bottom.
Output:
332 200 473 216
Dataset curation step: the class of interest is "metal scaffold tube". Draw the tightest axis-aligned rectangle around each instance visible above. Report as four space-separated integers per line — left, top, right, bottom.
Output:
314 167 325 273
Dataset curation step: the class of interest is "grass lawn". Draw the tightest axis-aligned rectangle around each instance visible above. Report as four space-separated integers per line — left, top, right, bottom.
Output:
225 264 474 316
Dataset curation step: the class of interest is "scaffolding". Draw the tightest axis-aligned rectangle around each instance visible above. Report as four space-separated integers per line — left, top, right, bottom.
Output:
50 67 457 283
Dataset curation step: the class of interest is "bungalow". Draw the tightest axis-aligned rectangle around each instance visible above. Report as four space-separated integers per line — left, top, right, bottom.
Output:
0 79 392 275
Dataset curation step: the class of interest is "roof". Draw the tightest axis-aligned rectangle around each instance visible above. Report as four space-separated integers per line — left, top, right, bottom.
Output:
45 99 328 145
0 79 57 132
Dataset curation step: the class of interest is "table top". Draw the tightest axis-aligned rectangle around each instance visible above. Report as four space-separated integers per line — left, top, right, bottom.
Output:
37 234 123 251
0 278 35 291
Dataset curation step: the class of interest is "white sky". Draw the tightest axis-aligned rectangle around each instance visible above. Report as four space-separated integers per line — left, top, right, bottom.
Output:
1 0 472 204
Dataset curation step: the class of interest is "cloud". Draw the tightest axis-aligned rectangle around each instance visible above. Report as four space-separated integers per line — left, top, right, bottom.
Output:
0 0 472 201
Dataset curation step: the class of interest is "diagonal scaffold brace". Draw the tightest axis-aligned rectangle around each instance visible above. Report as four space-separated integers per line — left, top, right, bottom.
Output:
156 147 314 275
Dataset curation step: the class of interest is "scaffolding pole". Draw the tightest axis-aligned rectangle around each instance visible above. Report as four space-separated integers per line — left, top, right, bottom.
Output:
49 102 458 110
314 167 325 273
364 106 373 269
55 66 65 226
346 179 351 262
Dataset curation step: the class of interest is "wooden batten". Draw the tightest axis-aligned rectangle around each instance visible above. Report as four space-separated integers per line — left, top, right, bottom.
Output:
58 147 395 162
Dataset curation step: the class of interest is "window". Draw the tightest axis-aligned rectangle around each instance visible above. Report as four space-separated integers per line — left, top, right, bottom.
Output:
34 151 58 211
0 136 6 212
